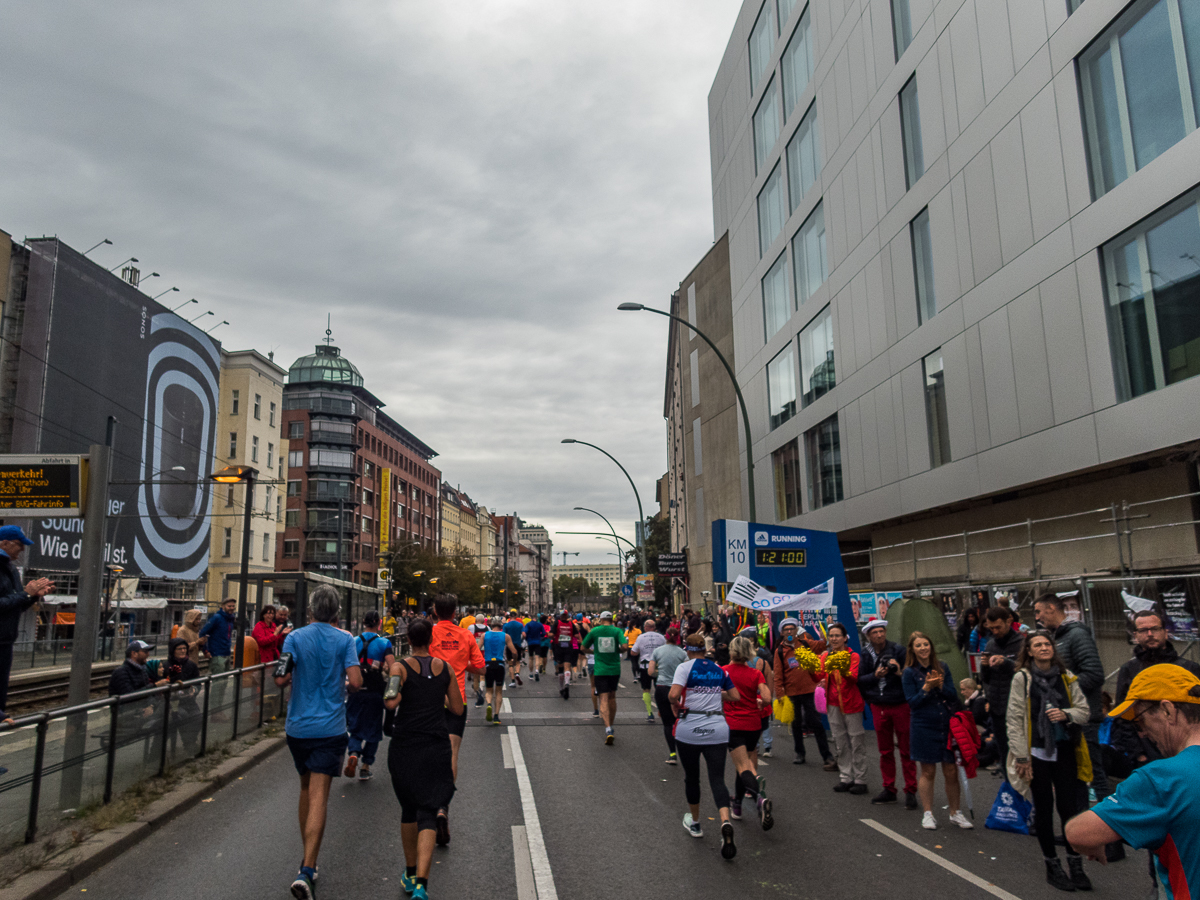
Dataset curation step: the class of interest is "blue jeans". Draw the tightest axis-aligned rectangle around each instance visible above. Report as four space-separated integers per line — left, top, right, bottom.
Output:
348 736 379 766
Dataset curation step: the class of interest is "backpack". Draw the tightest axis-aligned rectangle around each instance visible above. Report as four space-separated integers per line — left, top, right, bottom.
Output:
357 632 388 694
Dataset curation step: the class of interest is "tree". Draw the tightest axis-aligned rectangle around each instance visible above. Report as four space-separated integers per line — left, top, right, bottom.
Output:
553 574 599 606
622 516 675 606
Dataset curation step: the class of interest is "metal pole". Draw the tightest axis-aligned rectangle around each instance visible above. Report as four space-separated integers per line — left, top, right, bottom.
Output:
158 686 172 776
1111 503 1127 575
199 675 211 756
234 472 255 670
104 701 118 804
336 497 345 585
24 716 48 844
963 531 970 582
503 516 509 608
1027 518 1036 575
565 442 649 576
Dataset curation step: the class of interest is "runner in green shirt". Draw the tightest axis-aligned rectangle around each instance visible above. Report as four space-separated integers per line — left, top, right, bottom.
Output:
582 611 628 745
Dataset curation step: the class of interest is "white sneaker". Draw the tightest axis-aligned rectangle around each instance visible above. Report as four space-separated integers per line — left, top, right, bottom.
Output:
921 811 937 830
682 813 704 838
949 811 974 829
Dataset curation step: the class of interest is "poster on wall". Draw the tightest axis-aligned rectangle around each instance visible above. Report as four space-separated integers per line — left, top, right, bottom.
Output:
1159 579 1198 640
940 592 959 629
850 592 877 623
635 574 654 607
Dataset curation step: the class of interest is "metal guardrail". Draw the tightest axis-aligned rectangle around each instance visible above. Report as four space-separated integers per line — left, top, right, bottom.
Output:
9 633 165 670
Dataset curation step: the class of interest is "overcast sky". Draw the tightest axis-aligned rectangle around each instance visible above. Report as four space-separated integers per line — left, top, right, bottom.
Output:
0 1 738 566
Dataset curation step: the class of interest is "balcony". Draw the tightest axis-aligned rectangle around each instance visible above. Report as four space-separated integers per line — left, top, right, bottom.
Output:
309 428 358 448
307 483 359 505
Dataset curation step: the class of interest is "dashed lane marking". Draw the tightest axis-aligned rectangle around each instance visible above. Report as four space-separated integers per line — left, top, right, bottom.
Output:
511 826 537 900
508 726 558 900
501 733 515 769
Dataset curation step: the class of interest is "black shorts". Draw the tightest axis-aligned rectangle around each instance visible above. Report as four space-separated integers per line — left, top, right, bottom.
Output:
593 674 619 695
728 728 761 752
445 708 467 738
554 646 578 666
484 661 506 687
533 644 547 657
287 733 349 777
637 669 653 691
510 646 524 661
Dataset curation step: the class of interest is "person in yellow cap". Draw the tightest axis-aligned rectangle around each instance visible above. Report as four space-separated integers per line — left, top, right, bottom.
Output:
1066 664 1200 898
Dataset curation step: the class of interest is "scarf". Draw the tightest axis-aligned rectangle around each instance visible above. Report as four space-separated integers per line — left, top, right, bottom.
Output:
1028 665 1069 755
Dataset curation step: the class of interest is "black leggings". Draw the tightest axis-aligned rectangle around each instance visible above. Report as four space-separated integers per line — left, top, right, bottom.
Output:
654 685 677 754
1032 749 1082 859
790 693 832 760
676 740 730 809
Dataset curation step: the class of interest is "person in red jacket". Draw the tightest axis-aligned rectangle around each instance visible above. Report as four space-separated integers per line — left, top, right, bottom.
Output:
818 623 868 794
251 605 290 664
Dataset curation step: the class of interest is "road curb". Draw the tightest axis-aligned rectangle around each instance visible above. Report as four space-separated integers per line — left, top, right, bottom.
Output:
0 734 286 900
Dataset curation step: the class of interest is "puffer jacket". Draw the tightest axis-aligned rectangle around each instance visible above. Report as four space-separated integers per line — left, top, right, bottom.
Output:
979 628 1024 716
1111 642 1200 763
1053 620 1104 722
1005 666 1089 800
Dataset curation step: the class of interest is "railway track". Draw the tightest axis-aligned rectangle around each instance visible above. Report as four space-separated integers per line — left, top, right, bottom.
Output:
6 672 114 714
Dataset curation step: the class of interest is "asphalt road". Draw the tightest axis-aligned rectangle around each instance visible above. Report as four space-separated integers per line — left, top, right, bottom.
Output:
66 667 1155 900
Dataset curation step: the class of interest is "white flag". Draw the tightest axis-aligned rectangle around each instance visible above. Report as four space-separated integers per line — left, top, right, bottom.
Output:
726 575 835 612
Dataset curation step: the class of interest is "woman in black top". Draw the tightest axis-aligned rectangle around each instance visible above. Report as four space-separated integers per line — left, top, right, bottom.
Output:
164 637 201 751
385 618 464 900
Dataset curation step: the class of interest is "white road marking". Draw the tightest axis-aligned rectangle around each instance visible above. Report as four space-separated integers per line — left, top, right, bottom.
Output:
860 819 1024 900
501 733 514 769
502 697 512 714
511 825 537 900
508 727 558 900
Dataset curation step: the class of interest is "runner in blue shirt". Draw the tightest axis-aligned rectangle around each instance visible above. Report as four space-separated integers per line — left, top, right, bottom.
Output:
503 612 525 688
524 616 548 682
345 609 395 782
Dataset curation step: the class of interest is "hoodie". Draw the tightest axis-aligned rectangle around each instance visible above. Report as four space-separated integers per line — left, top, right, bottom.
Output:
199 608 236 657
178 610 205 664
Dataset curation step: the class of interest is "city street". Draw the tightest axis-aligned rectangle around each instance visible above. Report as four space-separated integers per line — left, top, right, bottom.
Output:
69 674 1152 900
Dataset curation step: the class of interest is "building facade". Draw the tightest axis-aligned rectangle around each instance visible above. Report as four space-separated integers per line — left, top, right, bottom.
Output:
694 0 1200 589
553 563 624 594
206 349 288 608
276 342 440 588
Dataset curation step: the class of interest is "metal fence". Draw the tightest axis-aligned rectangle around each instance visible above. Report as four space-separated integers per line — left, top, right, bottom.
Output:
9 633 164 671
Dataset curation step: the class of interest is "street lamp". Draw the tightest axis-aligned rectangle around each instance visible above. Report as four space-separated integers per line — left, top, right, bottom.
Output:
211 464 258 669
190 310 214 324
561 439 647 575
151 286 179 300
83 238 112 256
618 301 757 522
108 257 138 272
205 320 229 335
172 297 198 312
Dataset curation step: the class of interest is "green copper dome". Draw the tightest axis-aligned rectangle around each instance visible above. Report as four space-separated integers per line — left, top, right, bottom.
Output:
287 344 363 387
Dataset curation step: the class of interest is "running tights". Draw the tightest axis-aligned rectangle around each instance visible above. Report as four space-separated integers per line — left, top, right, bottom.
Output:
676 740 730 808
654 685 677 754
732 769 759 804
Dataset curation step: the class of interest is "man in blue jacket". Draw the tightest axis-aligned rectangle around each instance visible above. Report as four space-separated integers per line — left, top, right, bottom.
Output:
857 619 916 808
199 598 237 718
0 526 53 720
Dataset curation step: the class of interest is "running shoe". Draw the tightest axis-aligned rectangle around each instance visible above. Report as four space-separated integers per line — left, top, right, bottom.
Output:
515 673 523 685
605 729 614 746
665 752 677 765
508 681 517 689
591 709 599 718
435 811 451 846
290 868 316 900
474 692 484 708
948 811 974 829
758 796 774 831
730 800 742 820
683 813 703 838
534 671 539 682
486 703 493 722
564 685 570 700
343 755 358 779
646 713 655 722
358 764 372 781
400 873 417 895
494 717 503 725
757 774 767 797
412 887 428 900
921 811 937 830
871 789 897 804
760 747 773 758
720 821 737 860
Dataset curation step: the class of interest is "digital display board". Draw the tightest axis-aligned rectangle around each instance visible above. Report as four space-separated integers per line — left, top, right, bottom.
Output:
0 455 82 516
755 547 806 567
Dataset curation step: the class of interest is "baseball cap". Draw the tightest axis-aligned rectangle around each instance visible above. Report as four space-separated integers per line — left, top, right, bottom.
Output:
599 611 613 620
1109 664 1200 719
0 525 33 546
862 619 887 635
127 639 155 652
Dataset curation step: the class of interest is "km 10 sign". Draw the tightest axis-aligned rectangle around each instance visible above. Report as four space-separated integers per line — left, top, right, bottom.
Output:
0 455 84 517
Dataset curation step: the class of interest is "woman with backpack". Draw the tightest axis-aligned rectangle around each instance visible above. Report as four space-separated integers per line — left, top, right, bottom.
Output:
1006 631 1092 892
344 610 394 781
903 631 972 831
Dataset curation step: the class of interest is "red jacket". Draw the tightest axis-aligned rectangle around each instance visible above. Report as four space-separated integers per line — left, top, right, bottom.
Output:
251 621 283 663
948 711 982 777
817 650 864 715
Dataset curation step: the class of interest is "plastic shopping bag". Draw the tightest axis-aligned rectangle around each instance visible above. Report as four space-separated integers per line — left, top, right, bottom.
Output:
813 685 827 714
985 780 1032 835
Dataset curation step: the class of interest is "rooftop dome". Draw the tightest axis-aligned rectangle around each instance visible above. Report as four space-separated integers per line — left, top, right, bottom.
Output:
287 344 363 387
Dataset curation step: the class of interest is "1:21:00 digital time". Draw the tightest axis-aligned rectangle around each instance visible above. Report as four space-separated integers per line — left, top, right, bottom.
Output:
754 548 806 566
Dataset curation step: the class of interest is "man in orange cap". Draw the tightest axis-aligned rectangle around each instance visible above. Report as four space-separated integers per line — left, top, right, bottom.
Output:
1066 664 1200 897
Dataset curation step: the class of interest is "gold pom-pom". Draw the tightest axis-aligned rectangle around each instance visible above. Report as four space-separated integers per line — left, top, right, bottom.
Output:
795 646 820 673
825 650 852 675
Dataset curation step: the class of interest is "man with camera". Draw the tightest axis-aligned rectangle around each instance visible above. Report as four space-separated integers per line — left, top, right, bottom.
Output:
978 605 1024 768
857 619 916 808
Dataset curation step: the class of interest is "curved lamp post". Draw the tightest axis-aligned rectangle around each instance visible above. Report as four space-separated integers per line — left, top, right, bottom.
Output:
617 302 756 522
573 506 626 573
561 439 647 574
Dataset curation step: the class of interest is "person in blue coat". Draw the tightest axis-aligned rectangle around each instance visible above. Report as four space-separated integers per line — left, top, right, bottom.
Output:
903 631 971 831
345 610 394 781
0 526 53 721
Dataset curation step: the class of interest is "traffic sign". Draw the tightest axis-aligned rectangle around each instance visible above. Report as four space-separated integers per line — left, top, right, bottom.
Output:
620 584 633 597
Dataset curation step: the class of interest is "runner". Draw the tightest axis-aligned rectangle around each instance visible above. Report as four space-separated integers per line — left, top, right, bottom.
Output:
724 635 774 830
582 621 600 719
385 617 463 900
503 611 525 688
582 611 628 745
572 613 588 684
631 618 666 722
670 633 740 859
480 617 517 725
429 594 486 846
743 626 776 758
552 610 580 700
344 610 395 782
524 615 547 682
649 626 688 764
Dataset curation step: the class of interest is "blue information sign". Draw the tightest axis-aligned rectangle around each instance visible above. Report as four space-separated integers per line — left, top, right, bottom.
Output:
620 584 634 597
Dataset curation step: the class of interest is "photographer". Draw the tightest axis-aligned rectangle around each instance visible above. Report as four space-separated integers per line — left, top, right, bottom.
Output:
857 619 916 808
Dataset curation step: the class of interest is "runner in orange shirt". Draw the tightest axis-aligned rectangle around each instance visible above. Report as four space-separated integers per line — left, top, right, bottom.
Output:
429 594 485 847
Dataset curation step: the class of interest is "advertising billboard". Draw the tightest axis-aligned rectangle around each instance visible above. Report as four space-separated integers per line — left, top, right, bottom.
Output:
11 239 220 579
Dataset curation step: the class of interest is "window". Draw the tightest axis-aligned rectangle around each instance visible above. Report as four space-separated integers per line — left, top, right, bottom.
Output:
780 6 813 117
229 432 237 457
687 283 697 341
1081 0 1200 197
264 485 273 515
753 78 782 173
892 0 913 60
269 402 276 427
693 417 703 476
230 390 239 415
777 0 797 24
251 435 259 463
923 349 951 467
1103 189 1200 399
253 394 261 420
792 201 827 303
900 75 924 188
262 532 270 561
283 539 299 559
758 163 787 255
748 1 777 91
288 450 304 468
772 439 803 520
222 527 232 557
786 102 821 210
267 443 274 468
225 486 234 508
766 344 797 430
689 349 700 406
911 207 936 323
312 448 355 469
762 252 792 339
287 479 300 497
276 496 282 522
798 305 835 406
288 421 304 440
804 415 843 509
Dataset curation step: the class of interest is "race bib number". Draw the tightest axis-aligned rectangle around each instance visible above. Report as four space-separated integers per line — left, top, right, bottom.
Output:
558 634 571 645
597 636 616 654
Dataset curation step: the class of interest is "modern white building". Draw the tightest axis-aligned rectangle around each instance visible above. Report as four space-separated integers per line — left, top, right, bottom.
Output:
552 563 625 594
697 0 1200 589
